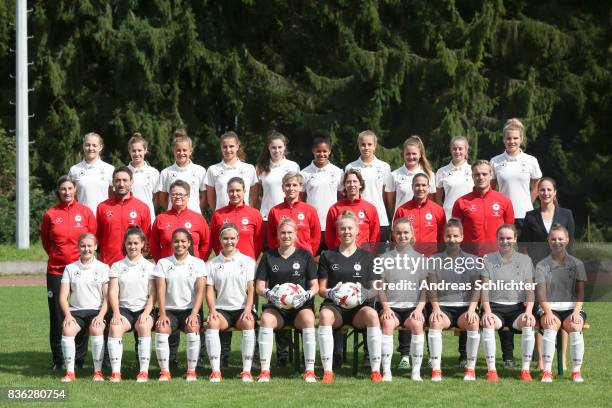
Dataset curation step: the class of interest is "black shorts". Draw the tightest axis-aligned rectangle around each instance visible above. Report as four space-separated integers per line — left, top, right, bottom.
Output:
440 306 469 328
217 307 258 328
166 309 203 332
377 306 425 326
71 309 106 331
321 300 375 326
114 308 157 329
487 303 525 333
262 303 314 327
535 307 587 324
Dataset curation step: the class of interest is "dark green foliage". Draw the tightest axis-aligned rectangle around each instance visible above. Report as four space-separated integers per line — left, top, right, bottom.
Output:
0 0 610 243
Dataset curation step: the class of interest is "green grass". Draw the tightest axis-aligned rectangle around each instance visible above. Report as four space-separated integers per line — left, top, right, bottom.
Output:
0 286 609 407
0 242 47 262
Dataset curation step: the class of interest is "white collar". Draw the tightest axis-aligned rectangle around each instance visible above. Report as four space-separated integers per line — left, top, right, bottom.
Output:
270 158 287 168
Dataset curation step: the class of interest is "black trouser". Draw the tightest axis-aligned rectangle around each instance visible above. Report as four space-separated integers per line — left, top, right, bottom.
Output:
169 332 180 363
397 330 411 356
500 329 514 361
47 274 87 366
458 331 467 358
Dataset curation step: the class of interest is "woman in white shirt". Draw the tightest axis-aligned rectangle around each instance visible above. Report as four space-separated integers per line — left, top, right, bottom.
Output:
300 135 343 254
385 135 436 214
490 118 542 231
107 227 156 383
345 130 393 242
153 228 207 382
68 132 114 215
435 136 474 220
205 223 257 383
158 130 207 213
127 133 160 222
206 131 258 211
254 131 300 222
59 233 110 382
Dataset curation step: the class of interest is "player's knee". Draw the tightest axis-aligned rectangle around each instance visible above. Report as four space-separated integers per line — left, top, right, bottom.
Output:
261 312 277 328
319 308 335 325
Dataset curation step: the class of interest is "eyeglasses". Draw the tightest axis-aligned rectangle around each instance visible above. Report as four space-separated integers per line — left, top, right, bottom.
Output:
170 193 188 198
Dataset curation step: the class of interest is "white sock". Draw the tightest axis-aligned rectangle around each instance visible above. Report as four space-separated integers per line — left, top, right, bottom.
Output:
521 327 535 371
428 329 443 371
381 334 394 376
205 329 221 372
61 336 75 372
241 330 255 373
91 335 105 372
302 328 316 372
367 326 382 372
569 331 584 373
155 333 170 371
410 333 424 376
258 327 274 372
482 328 496 371
186 332 200 371
542 329 556 372
466 330 480 370
107 337 123 373
318 325 334 372
137 336 151 372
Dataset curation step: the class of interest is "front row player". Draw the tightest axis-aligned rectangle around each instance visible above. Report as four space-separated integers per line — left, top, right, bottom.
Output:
318 210 382 383
256 218 319 383
428 219 481 381
60 233 110 382
536 224 587 383
378 218 428 382
107 227 157 382
481 224 536 382
205 223 257 382
153 228 206 382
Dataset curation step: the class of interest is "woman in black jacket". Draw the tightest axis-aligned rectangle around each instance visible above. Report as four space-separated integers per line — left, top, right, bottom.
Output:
521 177 575 263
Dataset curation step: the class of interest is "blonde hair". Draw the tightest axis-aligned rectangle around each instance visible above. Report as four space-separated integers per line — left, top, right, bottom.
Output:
403 135 433 177
336 210 359 230
502 118 526 147
278 218 298 232
357 130 378 145
282 171 303 186
78 232 98 245
83 132 103 146
173 130 193 149
450 135 469 160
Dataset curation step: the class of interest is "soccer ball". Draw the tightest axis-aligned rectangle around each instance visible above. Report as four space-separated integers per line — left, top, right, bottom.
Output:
275 283 304 310
336 282 362 309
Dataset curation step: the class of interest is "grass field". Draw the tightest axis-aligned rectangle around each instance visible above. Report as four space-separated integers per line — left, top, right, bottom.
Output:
0 285 610 407
0 242 47 261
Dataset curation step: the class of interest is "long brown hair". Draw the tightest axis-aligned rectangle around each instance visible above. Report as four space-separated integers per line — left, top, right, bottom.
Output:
256 131 289 176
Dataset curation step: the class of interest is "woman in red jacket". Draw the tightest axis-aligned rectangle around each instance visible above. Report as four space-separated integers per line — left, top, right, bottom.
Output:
325 169 380 249
149 180 211 261
210 177 264 261
41 175 96 371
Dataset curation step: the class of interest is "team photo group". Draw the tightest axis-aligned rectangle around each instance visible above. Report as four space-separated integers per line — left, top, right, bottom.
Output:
41 117 586 386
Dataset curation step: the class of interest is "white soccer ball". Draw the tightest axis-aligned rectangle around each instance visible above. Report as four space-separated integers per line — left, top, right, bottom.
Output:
336 282 362 309
275 283 305 310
